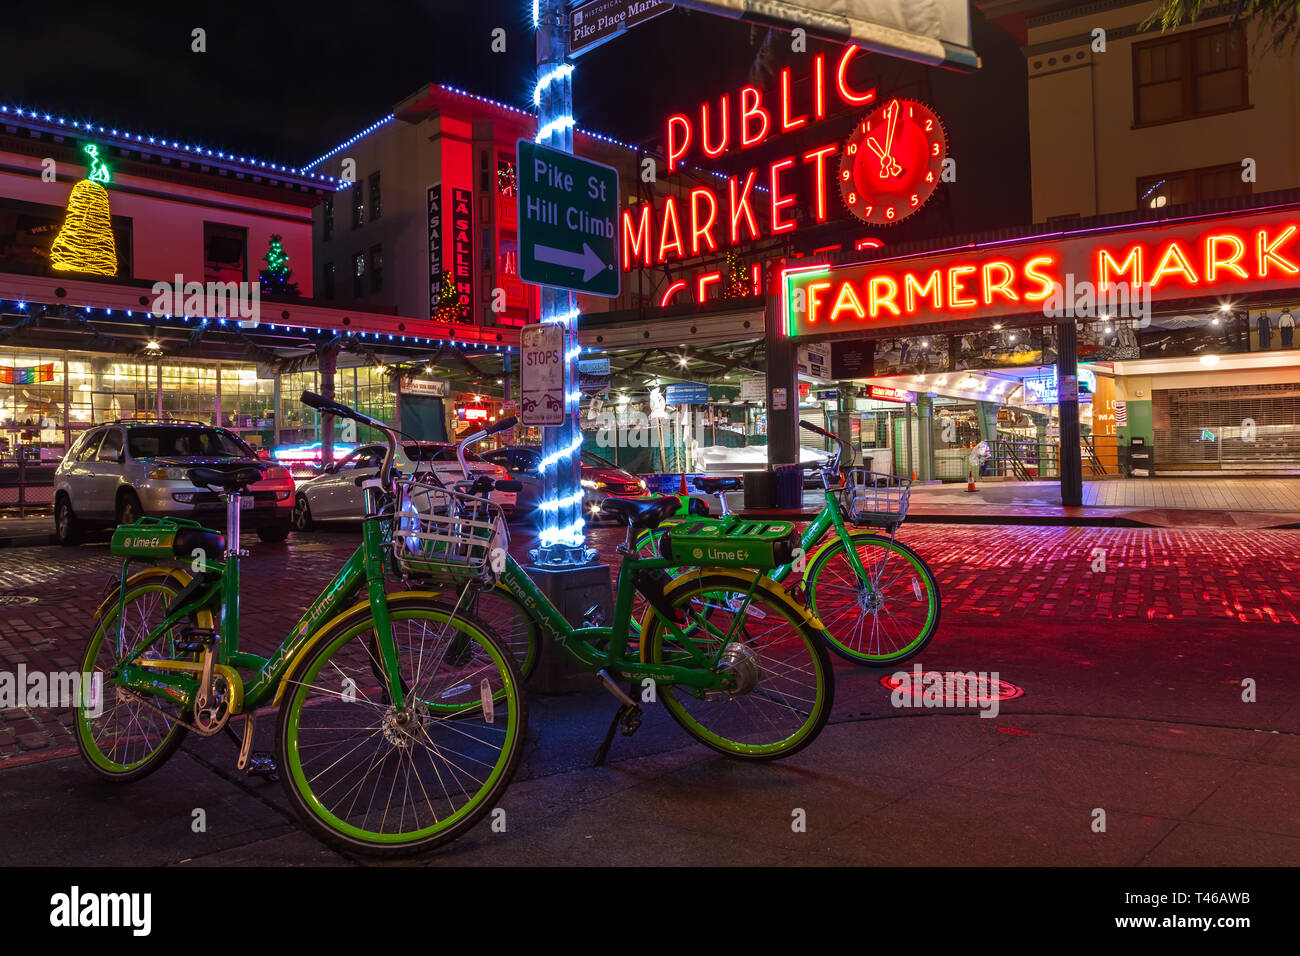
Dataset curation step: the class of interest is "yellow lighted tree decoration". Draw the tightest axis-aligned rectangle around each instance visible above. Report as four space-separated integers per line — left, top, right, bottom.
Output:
51 144 117 276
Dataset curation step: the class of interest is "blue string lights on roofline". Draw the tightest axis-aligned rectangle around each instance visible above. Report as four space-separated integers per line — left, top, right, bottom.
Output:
0 104 344 185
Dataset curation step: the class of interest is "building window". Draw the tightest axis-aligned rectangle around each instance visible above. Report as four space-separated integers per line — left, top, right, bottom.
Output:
323 262 336 300
353 252 366 297
1133 23 1247 127
1137 162 1251 209
352 183 365 229
368 172 381 221
369 245 383 293
322 196 334 241
203 222 247 284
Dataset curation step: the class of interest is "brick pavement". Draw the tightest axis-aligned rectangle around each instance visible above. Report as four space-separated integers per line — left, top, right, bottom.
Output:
1 523 1298 764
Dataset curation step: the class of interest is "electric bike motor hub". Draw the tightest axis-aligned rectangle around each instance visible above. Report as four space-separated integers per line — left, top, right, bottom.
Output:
714 641 762 697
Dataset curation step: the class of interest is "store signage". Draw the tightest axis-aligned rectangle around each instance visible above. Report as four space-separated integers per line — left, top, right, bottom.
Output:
451 188 474 323
739 376 765 401
665 381 709 405
781 209 1300 339
1022 368 1094 405
578 357 612 395
814 388 838 401
427 183 442 316
399 376 448 397
516 139 620 297
622 46 950 272
865 384 915 403
570 0 672 57
798 343 830 380
461 406 490 422
520 322 566 425
831 340 872 380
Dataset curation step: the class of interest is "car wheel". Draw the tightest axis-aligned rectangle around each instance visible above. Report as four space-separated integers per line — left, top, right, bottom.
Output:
54 494 83 546
116 491 143 527
292 494 315 531
257 522 291 544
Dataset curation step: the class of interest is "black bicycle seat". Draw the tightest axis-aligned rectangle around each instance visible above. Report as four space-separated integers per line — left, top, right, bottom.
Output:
187 465 264 493
600 495 679 530
174 527 226 557
693 476 742 493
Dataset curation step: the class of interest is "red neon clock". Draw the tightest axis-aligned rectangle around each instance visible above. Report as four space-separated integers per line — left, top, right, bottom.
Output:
839 98 946 226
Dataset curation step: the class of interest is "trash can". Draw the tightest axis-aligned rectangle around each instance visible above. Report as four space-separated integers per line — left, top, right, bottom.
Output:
743 470 774 509
773 463 804 509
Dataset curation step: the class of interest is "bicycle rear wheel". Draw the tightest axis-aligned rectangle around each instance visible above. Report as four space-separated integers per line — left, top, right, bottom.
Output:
640 573 833 760
805 532 940 666
276 597 526 857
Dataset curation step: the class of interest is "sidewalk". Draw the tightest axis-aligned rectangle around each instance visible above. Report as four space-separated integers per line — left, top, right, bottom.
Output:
0 513 55 548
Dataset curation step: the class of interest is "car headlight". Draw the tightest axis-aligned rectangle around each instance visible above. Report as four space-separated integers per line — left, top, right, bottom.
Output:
580 479 605 490
148 466 190 480
637 479 647 490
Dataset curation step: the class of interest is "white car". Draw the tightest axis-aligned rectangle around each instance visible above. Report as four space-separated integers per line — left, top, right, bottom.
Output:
290 441 515 529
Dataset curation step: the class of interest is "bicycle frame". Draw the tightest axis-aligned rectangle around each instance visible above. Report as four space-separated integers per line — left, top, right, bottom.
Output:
110 483 406 714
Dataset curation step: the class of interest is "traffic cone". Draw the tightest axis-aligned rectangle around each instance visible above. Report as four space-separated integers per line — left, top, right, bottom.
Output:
679 472 689 495
966 468 977 493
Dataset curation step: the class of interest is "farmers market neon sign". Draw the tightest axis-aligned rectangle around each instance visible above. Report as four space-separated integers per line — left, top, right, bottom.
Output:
780 211 1300 338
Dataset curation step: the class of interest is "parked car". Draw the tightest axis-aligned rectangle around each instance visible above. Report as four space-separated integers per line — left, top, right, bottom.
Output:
53 421 295 546
480 446 646 522
291 441 515 529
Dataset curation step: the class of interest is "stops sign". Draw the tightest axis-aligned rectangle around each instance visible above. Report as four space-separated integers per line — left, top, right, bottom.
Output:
520 323 566 425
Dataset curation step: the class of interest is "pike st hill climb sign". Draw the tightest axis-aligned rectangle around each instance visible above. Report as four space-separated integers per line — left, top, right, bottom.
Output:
516 139 620 297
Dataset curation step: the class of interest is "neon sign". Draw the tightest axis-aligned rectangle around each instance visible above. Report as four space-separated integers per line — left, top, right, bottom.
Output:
781 209 1300 338
623 46 920 271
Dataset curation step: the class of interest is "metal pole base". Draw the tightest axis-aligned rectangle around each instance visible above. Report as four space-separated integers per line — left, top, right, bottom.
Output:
529 542 597 567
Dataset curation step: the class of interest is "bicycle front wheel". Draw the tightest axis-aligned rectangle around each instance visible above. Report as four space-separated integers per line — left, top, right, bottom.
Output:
805 532 941 666
276 598 527 857
640 573 833 760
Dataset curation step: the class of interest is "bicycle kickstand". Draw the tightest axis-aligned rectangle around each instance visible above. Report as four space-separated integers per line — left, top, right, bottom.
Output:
223 714 278 781
592 676 644 767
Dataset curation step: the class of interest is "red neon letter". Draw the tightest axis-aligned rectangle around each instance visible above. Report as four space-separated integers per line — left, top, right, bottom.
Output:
621 204 651 270
700 96 729 158
739 87 770 148
813 54 827 120
1097 246 1142 289
666 113 691 172
770 157 797 234
869 276 901 317
981 261 1019 305
836 47 876 106
947 265 978 308
1257 225 1299 277
729 170 760 243
1149 241 1199 287
751 263 762 295
830 282 866 322
802 143 839 222
904 271 942 312
696 271 722 301
1023 255 1057 301
659 280 688 308
780 68 807 132
689 187 719 255
657 196 684 262
1205 233 1248 282
806 280 833 324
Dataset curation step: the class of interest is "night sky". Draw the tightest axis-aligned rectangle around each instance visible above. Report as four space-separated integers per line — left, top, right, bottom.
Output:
0 1 1029 230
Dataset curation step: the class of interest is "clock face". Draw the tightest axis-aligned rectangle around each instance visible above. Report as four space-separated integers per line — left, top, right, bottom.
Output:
839 98 947 226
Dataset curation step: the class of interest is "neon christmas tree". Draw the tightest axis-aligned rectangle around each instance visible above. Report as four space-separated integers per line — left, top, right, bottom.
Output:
258 234 300 296
50 144 117 276
432 270 461 322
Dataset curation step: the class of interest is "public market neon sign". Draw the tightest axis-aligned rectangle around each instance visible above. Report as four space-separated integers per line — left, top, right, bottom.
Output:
780 211 1300 338
622 47 879 271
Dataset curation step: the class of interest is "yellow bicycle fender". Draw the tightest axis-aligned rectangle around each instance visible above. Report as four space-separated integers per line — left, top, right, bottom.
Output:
270 590 451 708
93 566 206 622
640 568 826 662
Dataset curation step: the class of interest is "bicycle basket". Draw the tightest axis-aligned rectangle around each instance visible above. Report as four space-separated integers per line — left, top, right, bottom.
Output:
389 479 506 584
839 470 912 529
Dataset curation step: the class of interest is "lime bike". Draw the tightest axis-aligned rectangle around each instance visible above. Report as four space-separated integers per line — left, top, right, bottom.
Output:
413 426 836 762
635 421 941 667
74 392 528 858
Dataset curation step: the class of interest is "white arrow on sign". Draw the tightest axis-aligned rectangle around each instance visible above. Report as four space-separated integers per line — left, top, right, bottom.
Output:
535 242 608 281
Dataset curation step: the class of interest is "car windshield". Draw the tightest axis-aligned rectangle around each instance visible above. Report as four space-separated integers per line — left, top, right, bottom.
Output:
581 450 618 470
127 426 250 459
403 444 484 463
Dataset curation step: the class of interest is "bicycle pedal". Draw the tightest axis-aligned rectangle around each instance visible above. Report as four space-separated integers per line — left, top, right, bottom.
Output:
175 627 218 654
618 705 643 736
244 752 278 780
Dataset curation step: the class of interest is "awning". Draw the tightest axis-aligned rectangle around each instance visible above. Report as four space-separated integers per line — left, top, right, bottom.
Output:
669 0 980 71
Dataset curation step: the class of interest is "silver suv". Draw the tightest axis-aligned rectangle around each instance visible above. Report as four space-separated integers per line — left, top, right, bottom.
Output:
53 421 295 546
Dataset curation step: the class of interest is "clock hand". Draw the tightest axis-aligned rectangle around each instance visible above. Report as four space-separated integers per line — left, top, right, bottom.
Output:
883 99 900 158
865 136 888 160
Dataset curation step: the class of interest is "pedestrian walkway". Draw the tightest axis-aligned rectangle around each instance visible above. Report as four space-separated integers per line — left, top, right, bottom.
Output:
912 477 1300 512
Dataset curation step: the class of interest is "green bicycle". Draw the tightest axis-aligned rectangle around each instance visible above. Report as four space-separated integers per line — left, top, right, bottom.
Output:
412 427 836 762
635 421 941 667
75 392 527 858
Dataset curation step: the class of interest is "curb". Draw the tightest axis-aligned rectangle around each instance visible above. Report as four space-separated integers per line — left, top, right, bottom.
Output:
0 534 57 549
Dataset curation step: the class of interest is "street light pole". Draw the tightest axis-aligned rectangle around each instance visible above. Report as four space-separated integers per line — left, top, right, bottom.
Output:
532 0 593 566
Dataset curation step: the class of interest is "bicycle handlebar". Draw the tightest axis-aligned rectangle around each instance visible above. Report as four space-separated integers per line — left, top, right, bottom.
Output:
455 416 518 479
